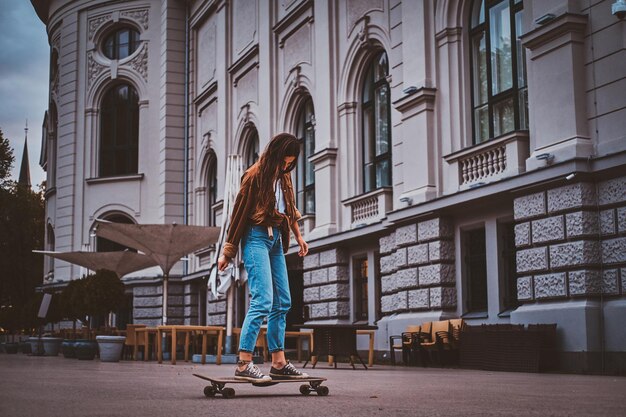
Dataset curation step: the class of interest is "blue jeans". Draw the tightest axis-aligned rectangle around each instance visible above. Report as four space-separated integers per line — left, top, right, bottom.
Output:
238 225 291 354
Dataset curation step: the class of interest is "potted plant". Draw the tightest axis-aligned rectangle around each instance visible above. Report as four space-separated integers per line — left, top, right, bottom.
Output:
66 276 98 360
87 270 127 362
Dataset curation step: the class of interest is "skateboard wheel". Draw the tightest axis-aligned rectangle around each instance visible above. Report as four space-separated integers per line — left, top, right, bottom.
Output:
317 386 329 396
203 386 216 397
299 385 311 395
222 387 236 399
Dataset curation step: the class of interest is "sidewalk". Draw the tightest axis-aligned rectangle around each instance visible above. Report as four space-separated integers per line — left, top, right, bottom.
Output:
1 354 624 417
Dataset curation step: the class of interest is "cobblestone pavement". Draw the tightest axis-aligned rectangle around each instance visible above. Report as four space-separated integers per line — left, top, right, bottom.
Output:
1 354 625 417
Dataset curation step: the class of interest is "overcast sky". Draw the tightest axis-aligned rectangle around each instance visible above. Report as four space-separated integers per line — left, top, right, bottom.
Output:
0 0 48 188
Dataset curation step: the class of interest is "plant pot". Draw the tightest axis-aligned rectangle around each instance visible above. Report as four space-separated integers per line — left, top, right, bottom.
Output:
19 342 32 354
4 342 19 354
61 340 76 358
96 336 126 362
75 340 98 360
42 337 63 356
28 337 44 355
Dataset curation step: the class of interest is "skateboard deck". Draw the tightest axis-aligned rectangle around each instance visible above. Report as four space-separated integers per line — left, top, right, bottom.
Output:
193 373 329 398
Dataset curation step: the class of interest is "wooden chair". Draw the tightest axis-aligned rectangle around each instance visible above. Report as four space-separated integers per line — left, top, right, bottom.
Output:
124 324 146 360
419 320 452 366
389 325 421 365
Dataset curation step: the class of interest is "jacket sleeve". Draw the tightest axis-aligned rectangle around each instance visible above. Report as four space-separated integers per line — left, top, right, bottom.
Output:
221 174 255 259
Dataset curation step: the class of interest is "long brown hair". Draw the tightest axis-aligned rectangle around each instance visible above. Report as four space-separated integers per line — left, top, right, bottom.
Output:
253 132 300 216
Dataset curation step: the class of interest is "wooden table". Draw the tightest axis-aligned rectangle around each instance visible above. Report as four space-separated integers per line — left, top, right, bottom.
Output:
157 325 224 365
284 330 314 363
134 327 159 361
296 324 378 370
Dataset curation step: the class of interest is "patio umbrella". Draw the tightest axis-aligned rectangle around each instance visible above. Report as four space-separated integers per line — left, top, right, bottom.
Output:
93 221 220 324
33 250 159 278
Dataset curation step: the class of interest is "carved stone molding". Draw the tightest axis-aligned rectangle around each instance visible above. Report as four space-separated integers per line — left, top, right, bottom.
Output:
50 36 61 100
127 42 149 82
121 8 150 30
88 14 112 41
87 51 107 90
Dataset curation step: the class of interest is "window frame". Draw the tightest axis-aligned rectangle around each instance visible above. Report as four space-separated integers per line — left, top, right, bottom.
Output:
361 51 392 194
207 151 218 227
102 26 141 61
99 83 140 178
353 256 369 322
295 97 316 215
469 0 527 145
243 127 260 169
462 226 488 314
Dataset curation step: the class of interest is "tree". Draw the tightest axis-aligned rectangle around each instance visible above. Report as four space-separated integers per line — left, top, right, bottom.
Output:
0 128 14 189
84 270 126 330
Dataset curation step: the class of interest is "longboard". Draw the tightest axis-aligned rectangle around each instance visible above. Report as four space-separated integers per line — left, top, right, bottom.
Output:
193 373 329 398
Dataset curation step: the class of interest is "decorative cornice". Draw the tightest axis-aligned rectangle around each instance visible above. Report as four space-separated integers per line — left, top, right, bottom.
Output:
273 0 313 35
88 14 112 41
521 13 587 51
309 147 338 165
392 87 437 115
87 51 107 90
120 8 150 30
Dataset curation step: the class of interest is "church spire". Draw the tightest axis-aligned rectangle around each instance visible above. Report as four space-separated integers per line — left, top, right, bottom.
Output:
18 120 31 188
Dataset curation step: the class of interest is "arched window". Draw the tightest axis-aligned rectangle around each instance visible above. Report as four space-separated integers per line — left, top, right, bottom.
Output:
206 151 218 227
100 83 139 177
46 224 55 276
361 51 391 194
95 214 136 252
243 127 259 169
295 97 315 214
470 0 527 144
103 27 140 60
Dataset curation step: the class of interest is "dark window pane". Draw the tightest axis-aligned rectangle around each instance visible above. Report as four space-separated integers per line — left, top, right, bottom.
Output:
375 84 390 156
490 1 513 95
472 0 485 27
103 27 140 60
493 96 515 136
465 228 488 312
472 32 488 105
375 159 391 188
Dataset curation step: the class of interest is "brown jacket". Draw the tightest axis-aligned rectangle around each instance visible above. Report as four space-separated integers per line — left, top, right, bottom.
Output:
221 163 301 259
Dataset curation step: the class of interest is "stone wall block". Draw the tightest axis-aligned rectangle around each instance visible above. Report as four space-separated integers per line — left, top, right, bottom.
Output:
328 301 350 317
547 182 596 213
319 248 348 266
380 253 396 274
303 286 320 303
311 268 328 284
602 269 620 295
568 270 601 296
207 300 226 314
621 268 626 295
381 273 396 294
207 314 225 325
379 232 397 255
418 218 453 241
408 288 429 309
515 222 530 247
310 303 329 319
532 216 565 243
395 224 418 246
303 271 312 286
600 209 616 235
381 291 408 313
617 207 626 234
303 253 320 270
134 285 163 296
550 240 600 268
394 247 408 269
428 240 454 261
598 176 626 206
134 296 162 307
602 237 626 265
134 307 162 318
565 211 599 238
534 273 567 299
516 247 548 273
419 263 455 286
319 283 350 300
429 287 457 309
395 267 419 290
327 265 349 282
407 243 429 265
514 192 546 220
517 276 534 300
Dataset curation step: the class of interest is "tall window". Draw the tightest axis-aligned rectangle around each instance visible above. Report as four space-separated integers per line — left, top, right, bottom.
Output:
463 227 488 313
296 97 315 215
100 83 139 177
470 0 527 144
244 128 259 169
103 27 140 60
207 152 218 227
362 51 392 193
96 214 136 252
354 257 369 321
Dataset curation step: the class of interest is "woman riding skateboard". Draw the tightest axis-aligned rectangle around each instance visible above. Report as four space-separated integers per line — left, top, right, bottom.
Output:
218 133 310 382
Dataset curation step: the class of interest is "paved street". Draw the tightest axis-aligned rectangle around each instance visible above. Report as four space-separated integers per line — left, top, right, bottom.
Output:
1 354 625 417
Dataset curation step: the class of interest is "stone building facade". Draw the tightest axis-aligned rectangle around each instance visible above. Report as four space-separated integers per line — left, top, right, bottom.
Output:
32 0 626 371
